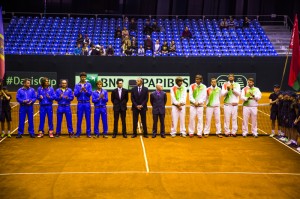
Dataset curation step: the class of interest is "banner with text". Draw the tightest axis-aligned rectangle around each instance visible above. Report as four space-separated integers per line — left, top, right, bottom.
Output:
5 71 57 91
75 74 190 91
207 73 256 89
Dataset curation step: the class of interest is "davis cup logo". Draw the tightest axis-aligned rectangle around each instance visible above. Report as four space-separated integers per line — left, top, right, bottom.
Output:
216 75 248 89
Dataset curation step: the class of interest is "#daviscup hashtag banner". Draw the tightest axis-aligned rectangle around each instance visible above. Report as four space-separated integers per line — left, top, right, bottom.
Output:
5 71 58 91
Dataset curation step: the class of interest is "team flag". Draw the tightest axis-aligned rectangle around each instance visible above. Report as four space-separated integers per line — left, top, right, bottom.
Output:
0 6 5 80
288 14 300 90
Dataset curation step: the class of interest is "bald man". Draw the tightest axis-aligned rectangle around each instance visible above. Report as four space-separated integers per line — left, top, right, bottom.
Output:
150 84 167 138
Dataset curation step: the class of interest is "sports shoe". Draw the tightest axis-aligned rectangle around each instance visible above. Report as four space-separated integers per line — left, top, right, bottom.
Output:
180 134 186 138
171 134 176 138
279 137 286 141
189 134 194 138
87 135 92 138
297 147 300 152
197 135 202 138
69 132 74 138
16 134 22 138
224 133 230 137
286 140 293 145
232 134 237 137
217 134 223 138
1 133 5 138
55 134 60 138
288 142 298 148
243 134 247 138
103 135 108 138
269 133 275 138
253 135 258 138
37 133 44 138
49 133 54 138
204 134 208 138
30 134 36 138
7 133 11 138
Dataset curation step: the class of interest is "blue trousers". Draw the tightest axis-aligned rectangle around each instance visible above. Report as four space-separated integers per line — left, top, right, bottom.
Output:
56 105 73 134
76 103 91 136
38 105 53 133
94 107 108 135
18 105 34 135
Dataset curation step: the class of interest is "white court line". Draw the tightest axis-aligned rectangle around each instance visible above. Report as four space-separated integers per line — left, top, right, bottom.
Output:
258 109 271 117
0 111 40 143
140 136 150 173
271 137 300 155
1 171 300 176
237 116 267 134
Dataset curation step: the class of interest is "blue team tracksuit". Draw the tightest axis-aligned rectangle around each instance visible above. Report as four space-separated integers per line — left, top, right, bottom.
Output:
74 82 92 136
37 86 55 133
92 89 108 136
55 87 74 135
16 87 37 136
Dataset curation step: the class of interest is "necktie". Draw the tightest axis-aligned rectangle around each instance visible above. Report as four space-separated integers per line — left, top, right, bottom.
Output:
119 89 122 99
138 87 141 94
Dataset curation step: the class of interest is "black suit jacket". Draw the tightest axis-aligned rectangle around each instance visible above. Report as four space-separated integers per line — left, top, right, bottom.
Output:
150 91 167 114
131 86 148 110
111 88 128 111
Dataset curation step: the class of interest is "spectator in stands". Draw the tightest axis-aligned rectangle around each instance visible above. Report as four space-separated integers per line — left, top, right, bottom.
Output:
243 17 250 28
220 18 228 29
152 21 160 32
153 39 161 55
74 43 82 55
106 45 114 56
91 45 101 56
144 35 153 52
181 26 192 40
138 45 145 56
122 27 129 40
169 40 176 53
228 16 236 29
99 45 106 56
89 44 95 55
161 41 169 54
83 34 91 46
131 37 138 53
122 38 132 56
76 33 84 46
122 35 131 47
114 26 122 39
129 18 137 32
82 43 89 56
143 20 153 35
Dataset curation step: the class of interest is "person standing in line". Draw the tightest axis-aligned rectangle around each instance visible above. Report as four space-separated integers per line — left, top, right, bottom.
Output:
74 72 92 138
170 77 187 138
131 78 149 138
150 83 167 138
16 78 37 138
188 75 207 138
0 87 12 138
111 79 128 138
55 79 74 138
203 78 222 138
241 78 262 138
92 80 108 138
269 84 282 137
37 77 56 138
221 73 241 137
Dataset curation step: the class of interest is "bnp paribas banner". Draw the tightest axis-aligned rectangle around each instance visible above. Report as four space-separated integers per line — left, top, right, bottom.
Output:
75 73 190 91
5 71 58 91
207 73 256 89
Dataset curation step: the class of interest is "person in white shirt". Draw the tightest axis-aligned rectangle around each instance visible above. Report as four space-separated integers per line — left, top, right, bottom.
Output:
241 78 262 138
170 77 187 137
188 75 207 138
153 39 161 55
221 73 241 137
138 45 145 56
203 78 222 138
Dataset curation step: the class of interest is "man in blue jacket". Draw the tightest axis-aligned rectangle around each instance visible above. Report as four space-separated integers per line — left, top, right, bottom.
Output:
92 80 108 138
55 79 74 137
16 78 37 138
37 77 56 138
74 72 92 138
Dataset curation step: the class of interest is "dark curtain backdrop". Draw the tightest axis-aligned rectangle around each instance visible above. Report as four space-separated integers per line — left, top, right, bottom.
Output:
2 0 299 18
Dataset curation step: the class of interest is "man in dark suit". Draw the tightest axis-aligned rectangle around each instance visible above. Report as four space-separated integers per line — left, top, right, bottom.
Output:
111 79 128 138
131 78 149 138
150 83 167 138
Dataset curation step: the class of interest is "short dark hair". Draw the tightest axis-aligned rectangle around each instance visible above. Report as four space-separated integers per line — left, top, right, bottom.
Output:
211 78 216 82
96 80 103 85
195 74 203 82
248 78 255 82
117 79 123 84
40 77 49 87
80 72 87 77
175 77 183 84
23 78 30 85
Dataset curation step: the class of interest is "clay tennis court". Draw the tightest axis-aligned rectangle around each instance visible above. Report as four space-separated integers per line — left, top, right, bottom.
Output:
0 93 300 198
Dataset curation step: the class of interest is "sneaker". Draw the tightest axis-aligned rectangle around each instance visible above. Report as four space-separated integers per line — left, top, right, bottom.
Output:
253 135 258 138
69 133 74 138
279 137 286 141
217 134 223 138
55 134 60 138
103 135 108 138
286 140 293 145
49 133 54 138
288 142 298 148
30 134 36 138
171 134 176 138
197 135 202 138
1 133 5 138
74 135 80 138
269 133 275 138
37 133 44 138
189 134 194 138
94 134 100 138
232 134 237 137
224 133 230 137
16 134 22 138
204 134 208 138
7 133 11 138
243 134 247 138
181 134 186 138
297 147 300 152
87 135 92 138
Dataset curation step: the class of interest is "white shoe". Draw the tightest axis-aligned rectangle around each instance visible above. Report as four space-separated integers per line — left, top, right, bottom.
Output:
269 133 275 137
171 134 176 138
279 137 286 141
286 140 293 145
180 133 186 138
297 147 300 152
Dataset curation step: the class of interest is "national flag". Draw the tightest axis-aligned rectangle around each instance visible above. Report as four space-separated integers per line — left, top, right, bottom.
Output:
288 14 300 90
